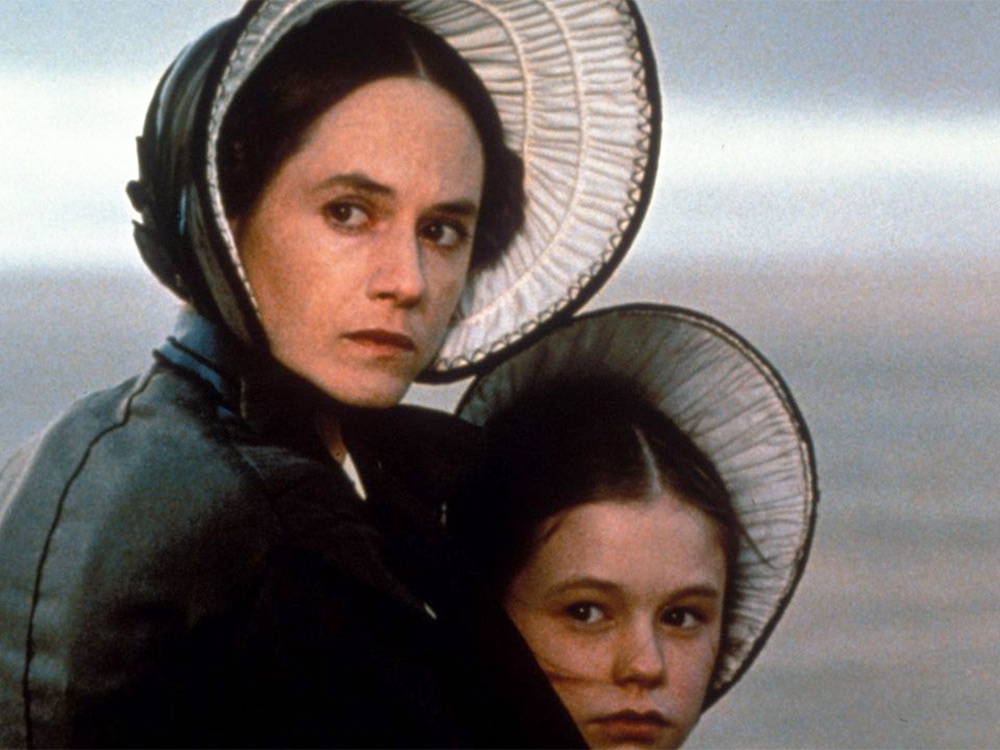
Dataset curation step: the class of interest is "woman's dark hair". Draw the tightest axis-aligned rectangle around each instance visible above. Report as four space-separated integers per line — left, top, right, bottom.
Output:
219 1 525 271
452 377 748 656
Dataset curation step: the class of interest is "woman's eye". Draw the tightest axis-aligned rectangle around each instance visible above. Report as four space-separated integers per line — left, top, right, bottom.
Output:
565 602 605 625
420 220 468 249
324 201 369 229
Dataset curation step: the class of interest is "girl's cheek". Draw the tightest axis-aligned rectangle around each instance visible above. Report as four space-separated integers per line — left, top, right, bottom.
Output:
527 623 611 684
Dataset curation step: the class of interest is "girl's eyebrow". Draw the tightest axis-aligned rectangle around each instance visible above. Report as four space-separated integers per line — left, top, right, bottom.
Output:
545 576 621 597
669 584 723 601
432 200 479 218
545 576 722 602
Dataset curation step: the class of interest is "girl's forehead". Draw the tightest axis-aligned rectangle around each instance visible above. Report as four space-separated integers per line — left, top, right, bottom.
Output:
525 492 728 598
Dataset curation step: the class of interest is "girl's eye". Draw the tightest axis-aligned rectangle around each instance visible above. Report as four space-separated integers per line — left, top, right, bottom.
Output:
661 607 703 630
325 201 369 229
420 220 468 250
565 602 605 625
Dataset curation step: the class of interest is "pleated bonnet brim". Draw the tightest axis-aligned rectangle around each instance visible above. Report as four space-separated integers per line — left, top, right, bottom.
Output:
204 0 660 380
457 304 818 704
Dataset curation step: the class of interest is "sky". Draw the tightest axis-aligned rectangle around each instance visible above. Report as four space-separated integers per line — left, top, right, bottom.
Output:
1 0 999 271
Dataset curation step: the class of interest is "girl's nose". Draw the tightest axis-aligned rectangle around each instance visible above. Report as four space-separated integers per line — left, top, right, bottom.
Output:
613 623 667 688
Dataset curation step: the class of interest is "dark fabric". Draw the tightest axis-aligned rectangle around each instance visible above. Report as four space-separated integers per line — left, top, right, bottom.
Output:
0 312 582 749
128 11 263 346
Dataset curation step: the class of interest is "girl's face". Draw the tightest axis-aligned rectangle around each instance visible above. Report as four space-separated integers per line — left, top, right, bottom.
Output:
232 77 484 407
504 488 726 749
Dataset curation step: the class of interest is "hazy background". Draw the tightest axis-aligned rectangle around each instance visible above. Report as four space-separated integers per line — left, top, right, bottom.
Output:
1 2 998 747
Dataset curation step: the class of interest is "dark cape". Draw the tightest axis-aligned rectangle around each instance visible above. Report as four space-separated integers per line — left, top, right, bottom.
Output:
0 311 581 748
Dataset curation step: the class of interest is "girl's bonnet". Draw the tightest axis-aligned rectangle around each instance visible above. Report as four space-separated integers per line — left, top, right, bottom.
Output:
458 304 819 707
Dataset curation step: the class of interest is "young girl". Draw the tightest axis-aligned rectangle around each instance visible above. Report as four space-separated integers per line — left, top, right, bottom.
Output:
454 304 818 748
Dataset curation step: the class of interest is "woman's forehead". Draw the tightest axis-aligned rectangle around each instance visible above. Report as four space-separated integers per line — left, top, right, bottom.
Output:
291 77 484 193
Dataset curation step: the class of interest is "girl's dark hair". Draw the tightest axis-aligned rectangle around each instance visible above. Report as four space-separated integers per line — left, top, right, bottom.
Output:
452 377 748 656
219 1 524 271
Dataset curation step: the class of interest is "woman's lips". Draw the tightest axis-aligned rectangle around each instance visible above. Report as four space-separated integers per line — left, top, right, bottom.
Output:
589 710 669 743
343 329 416 354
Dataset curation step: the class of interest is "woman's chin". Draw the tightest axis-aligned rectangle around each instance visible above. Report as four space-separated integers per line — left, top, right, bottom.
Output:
279 356 415 410
316 373 412 410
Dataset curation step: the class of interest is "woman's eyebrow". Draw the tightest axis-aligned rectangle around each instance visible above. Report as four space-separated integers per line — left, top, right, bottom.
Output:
313 171 393 196
312 173 479 216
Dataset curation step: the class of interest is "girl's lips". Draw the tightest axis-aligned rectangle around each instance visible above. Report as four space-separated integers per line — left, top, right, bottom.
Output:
343 329 416 352
590 710 669 743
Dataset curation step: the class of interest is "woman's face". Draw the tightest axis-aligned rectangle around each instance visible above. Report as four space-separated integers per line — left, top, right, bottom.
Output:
504 488 726 749
232 77 484 407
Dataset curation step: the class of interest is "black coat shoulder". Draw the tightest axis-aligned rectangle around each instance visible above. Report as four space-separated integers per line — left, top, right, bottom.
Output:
0 360 581 748
343 402 485 513
0 363 290 746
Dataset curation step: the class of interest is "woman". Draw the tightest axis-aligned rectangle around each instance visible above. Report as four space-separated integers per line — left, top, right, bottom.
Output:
0 2 659 747
454 304 819 748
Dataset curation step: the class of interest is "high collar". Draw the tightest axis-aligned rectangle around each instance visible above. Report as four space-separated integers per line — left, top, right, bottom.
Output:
155 307 333 460
152 308 482 475
154 308 489 588
155 307 247 409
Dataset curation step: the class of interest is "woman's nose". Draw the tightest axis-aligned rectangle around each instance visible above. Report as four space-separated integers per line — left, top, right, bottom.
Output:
613 623 667 688
366 227 426 306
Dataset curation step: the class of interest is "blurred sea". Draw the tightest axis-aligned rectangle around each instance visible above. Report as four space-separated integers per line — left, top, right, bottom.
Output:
1 256 998 748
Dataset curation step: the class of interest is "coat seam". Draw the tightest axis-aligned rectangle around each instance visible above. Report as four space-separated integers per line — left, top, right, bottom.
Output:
21 370 156 749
